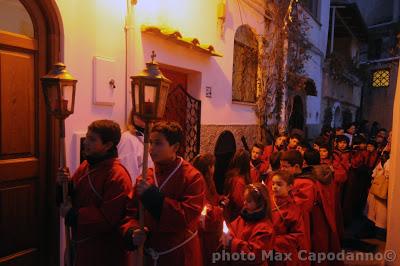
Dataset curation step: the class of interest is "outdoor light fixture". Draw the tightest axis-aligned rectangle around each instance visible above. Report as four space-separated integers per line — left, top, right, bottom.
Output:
130 51 171 121
130 51 171 266
41 62 77 266
41 63 77 119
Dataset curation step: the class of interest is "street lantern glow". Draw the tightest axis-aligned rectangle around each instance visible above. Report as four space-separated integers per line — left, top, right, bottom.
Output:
41 63 77 119
130 51 171 121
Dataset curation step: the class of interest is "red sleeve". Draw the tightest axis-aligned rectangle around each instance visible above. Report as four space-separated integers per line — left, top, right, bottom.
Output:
292 178 316 213
231 223 274 264
204 204 224 231
157 170 205 231
77 166 133 237
351 151 366 168
274 208 305 252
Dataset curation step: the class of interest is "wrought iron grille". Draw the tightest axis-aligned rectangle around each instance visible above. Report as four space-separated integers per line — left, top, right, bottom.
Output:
164 84 201 161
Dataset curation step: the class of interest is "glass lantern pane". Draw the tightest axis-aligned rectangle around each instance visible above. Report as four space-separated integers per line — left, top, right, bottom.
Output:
134 84 140 113
144 85 157 115
157 84 170 118
46 84 60 113
62 85 74 112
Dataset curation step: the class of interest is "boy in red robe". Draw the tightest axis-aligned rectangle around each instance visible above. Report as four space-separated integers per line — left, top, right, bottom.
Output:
121 121 205 266
250 142 269 183
280 150 315 260
262 133 287 163
57 120 133 266
332 135 351 238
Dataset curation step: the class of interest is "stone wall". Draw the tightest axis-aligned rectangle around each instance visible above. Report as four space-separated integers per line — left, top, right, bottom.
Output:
200 124 258 154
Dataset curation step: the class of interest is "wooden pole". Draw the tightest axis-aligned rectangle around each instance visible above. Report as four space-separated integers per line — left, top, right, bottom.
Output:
137 121 150 266
60 119 72 266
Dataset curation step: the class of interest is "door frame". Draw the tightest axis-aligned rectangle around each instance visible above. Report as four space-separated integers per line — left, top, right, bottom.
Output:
19 1 62 265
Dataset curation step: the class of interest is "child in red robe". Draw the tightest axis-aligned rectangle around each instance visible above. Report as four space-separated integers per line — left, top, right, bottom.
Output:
57 120 133 266
270 170 306 266
262 133 288 163
250 142 269 183
120 121 205 266
332 135 351 239
192 153 224 266
221 183 274 266
224 149 252 222
280 150 315 255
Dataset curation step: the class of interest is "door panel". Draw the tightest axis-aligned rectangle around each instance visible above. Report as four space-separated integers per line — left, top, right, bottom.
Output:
0 29 41 265
0 50 35 157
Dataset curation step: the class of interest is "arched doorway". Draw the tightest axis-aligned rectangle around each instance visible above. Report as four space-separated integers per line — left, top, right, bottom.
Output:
333 106 342 128
289 95 304 131
0 1 61 265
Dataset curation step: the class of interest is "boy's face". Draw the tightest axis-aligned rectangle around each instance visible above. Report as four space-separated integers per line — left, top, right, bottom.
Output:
347 125 356 135
280 160 301 175
337 140 348 151
336 129 344 136
251 147 263 161
288 138 299 149
275 136 287 150
149 132 179 163
84 130 112 157
319 148 329 159
366 144 376 152
359 143 367 150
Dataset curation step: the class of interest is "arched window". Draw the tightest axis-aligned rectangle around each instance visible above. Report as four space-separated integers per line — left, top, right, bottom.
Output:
232 25 258 103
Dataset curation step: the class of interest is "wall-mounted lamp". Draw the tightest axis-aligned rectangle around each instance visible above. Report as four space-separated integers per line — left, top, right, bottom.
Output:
217 0 226 38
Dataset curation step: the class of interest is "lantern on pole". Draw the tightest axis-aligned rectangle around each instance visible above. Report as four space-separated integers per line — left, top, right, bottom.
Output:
130 51 171 266
41 62 77 266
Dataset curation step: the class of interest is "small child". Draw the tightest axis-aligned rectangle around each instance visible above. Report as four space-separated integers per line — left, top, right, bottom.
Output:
270 170 305 266
319 143 333 166
250 142 269 183
224 149 252 222
192 153 224 266
221 183 274 266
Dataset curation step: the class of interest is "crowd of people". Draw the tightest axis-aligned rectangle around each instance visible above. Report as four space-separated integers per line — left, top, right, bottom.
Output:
56 114 392 266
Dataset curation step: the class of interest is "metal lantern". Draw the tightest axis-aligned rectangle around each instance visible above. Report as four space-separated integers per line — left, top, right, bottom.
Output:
41 62 77 119
130 51 171 121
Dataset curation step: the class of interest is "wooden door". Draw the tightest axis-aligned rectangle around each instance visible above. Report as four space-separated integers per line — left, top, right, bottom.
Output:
159 68 188 156
0 1 50 265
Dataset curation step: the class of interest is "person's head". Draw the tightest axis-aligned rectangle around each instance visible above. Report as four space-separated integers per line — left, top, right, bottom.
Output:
335 135 349 151
251 142 265 161
321 125 333 137
149 121 183 163
335 127 345 136
274 133 288 150
192 153 217 198
366 140 377 152
297 141 310 156
377 128 387 139
346 123 357 135
280 150 303 175
228 149 251 182
271 170 294 198
304 150 321 166
269 151 282 171
352 135 367 150
127 110 146 133
287 134 302 150
319 143 331 160
243 183 271 218
313 137 326 151
85 120 121 158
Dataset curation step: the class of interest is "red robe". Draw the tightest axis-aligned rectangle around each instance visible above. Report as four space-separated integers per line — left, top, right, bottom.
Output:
199 194 224 266
307 166 343 266
225 175 247 222
261 145 275 166
228 215 275 266
120 158 205 266
250 160 269 183
271 196 306 266
332 149 350 238
70 158 133 266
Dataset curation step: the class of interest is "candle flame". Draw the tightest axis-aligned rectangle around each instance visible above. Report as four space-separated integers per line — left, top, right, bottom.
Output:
201 206 208 216
261 180 265 185
223 220 229 234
